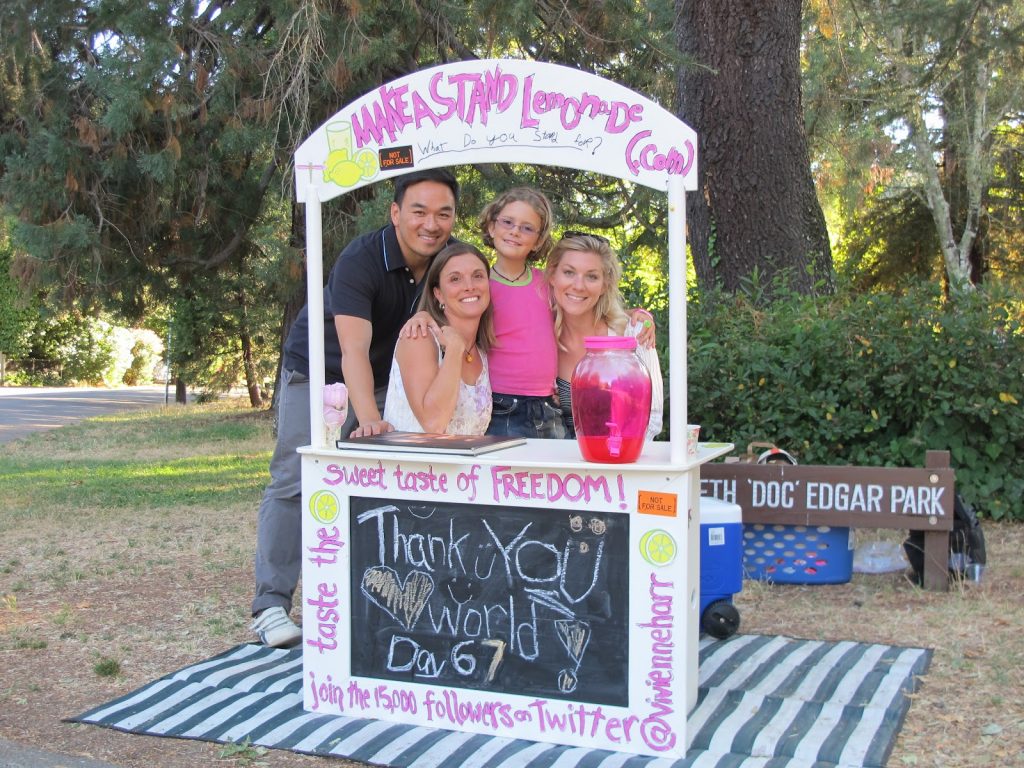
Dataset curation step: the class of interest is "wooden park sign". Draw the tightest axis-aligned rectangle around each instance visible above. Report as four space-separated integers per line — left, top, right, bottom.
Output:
700 450 956 591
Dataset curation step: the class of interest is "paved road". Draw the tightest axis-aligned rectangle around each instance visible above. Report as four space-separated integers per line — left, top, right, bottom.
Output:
0 739 121 768
0 385 172 444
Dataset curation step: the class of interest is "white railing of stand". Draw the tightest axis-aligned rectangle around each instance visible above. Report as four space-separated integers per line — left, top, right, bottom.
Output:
668 175 687 465
305 190 326 449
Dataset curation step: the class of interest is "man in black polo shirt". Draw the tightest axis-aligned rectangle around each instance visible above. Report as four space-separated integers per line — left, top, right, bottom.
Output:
251 168 459 647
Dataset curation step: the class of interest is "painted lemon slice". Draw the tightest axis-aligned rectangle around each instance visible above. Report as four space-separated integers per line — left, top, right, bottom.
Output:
355 148 379 180
639 528 677 566
309 490 340 525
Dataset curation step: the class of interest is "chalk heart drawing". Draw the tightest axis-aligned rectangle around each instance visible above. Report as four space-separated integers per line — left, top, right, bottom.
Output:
362 567 435 631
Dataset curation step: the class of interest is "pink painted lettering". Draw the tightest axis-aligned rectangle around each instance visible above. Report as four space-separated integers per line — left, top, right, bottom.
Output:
489 466 624 507
520 79 643 133
392 464 448 494
323 461 387 490
307 525 345 567
308 670 345 712
635 572 678 751
626 130 695 177
423 689 514 730
305 580 341 654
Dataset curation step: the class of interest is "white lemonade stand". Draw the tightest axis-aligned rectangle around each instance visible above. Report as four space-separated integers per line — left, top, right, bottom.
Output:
293 59 731 759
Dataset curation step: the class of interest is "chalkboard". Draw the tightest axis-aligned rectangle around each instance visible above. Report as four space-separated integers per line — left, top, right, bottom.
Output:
349 496 630 706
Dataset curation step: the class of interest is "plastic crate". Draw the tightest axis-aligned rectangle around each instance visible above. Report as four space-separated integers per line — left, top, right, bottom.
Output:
742 524 854 584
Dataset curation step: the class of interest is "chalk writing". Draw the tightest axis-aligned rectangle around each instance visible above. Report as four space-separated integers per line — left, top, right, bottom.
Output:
349 497 630 705
362 566 434 630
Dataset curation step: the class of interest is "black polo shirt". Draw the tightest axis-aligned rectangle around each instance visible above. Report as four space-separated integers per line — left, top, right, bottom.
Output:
283 224 436 386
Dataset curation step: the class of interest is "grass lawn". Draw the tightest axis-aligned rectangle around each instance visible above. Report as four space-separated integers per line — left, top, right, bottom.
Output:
0 400 1021 767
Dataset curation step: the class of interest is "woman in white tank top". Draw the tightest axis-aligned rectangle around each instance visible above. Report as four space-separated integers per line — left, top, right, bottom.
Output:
384 243 495 435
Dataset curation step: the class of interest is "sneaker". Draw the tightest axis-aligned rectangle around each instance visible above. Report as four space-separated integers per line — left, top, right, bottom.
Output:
251 606 302 648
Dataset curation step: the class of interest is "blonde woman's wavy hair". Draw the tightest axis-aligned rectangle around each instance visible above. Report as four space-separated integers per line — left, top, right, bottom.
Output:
545 234 628 351
477 187 555 263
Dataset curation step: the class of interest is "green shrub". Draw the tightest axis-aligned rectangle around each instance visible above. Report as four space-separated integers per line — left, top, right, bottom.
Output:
14 312 116 385
122 329 164 385
686 281 1023 521
9 313 164 387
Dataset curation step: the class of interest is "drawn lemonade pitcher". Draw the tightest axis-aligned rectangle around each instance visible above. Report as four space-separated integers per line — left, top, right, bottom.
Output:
324 120 379 187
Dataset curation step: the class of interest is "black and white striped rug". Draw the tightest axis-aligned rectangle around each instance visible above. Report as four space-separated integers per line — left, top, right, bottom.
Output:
69 634 930 767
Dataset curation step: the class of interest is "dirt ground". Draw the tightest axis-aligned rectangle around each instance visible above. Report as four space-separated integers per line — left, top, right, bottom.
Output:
1 502 1021 767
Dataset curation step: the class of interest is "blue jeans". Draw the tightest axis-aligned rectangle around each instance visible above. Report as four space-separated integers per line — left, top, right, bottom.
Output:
486 392 566 439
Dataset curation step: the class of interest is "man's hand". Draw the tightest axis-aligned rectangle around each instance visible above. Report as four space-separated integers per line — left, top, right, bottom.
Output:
350 419 395 438
400 310 438 339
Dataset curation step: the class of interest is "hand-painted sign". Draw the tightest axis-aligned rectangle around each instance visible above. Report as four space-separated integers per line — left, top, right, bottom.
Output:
294 59 698 200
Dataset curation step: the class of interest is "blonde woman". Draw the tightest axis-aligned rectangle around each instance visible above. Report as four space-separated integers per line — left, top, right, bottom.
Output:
546 233 663 440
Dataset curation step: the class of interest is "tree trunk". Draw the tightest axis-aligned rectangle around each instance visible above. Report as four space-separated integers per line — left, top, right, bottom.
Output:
270 200 309 411
175 377 187 404
238 291 264 408
675 0 834 298
240 329 263 408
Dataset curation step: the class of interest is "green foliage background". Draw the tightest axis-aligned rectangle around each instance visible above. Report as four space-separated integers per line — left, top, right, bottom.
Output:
682 282 1023 521
0 227 36 359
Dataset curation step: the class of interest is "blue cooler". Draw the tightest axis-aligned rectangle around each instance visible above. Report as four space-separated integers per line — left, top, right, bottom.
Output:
699 496 743 638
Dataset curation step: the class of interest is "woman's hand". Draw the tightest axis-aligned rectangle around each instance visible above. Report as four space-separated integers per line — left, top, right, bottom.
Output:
433 325 467 361
400 310 439 339
629 308 656 348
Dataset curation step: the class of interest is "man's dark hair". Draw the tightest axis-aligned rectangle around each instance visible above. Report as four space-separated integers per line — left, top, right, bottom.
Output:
393 168 459 206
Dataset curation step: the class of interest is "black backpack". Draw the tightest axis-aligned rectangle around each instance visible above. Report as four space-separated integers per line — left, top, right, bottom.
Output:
904 493 987 584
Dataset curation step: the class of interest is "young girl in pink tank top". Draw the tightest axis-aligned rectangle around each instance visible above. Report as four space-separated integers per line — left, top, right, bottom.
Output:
477 188 565 438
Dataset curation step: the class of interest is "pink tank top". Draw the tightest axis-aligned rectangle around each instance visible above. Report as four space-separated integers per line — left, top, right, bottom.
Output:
488 268 557 396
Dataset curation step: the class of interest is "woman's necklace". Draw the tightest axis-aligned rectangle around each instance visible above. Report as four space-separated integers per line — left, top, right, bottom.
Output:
492 263 529 283
464 345 476 363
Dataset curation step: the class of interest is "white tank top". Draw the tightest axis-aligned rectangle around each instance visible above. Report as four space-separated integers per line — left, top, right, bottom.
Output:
384 337 492 435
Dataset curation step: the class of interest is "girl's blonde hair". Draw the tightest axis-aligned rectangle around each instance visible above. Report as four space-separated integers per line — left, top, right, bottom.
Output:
477 187 555 263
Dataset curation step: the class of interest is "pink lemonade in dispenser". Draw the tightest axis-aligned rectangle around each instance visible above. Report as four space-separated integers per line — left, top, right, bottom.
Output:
570 336 652 463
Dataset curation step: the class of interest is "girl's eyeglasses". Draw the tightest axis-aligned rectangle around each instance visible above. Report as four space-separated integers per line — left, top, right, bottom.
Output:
495 216 539 237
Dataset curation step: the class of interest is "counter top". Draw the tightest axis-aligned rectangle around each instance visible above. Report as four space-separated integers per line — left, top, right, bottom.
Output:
300 438 734 471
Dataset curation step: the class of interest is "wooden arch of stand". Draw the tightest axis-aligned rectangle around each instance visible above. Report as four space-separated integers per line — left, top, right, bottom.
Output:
293 58 698 459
